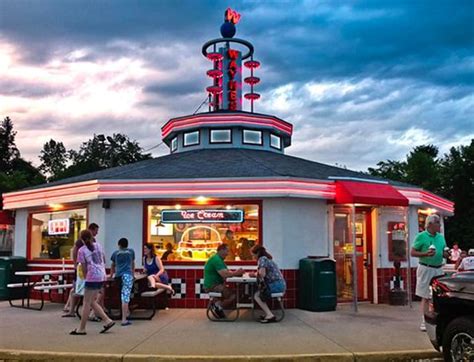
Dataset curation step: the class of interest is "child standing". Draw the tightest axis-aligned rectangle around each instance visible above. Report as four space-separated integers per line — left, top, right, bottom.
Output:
110 238 135 326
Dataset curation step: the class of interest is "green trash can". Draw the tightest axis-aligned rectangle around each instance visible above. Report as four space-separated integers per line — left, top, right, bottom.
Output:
298 257 337 312
0 256 27 300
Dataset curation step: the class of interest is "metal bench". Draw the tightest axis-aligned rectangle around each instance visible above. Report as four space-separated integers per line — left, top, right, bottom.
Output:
7 281 59 310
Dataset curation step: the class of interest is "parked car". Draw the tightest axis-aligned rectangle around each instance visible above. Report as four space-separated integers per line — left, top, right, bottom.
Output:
424 271 474 361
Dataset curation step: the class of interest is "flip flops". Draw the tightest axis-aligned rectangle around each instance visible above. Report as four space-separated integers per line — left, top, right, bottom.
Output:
121 320 132 326
69 329 87 335
62 314 76 318
260 316 277 324
100 322 115 334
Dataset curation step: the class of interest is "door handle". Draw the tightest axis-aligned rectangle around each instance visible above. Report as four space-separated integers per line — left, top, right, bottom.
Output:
363 253 371 268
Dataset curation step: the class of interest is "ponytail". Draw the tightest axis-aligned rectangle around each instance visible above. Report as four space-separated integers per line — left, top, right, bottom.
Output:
80 230 94 252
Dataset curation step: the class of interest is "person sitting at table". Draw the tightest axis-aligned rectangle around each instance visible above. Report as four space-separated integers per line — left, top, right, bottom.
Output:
70 230 115 335
110 237 135 326
204 243 244 319
250 245 286 324
143 243 175 295
161 243 175 261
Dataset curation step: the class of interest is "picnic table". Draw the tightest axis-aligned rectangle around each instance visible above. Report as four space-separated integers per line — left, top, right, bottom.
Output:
8 269 75 310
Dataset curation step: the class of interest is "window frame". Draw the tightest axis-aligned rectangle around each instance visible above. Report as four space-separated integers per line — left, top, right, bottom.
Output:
143 199 262 265
183 130 200 147
171 136 178 152
209 129 232 144
270 133 282 150
242 129 263 146
27 203 89 262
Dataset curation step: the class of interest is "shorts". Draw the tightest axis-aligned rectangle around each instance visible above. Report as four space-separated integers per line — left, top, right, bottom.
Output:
120 273 134 304
158 273 169 285
415 264 444 299
85 281 104 290
268 279 286 294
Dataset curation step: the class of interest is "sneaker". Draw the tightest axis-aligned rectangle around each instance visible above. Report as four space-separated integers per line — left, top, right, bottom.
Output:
419 322 426 331
209 303 220 319
214 304 226 319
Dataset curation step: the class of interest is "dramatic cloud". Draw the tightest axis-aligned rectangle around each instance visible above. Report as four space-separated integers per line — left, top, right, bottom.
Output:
0 0 472 171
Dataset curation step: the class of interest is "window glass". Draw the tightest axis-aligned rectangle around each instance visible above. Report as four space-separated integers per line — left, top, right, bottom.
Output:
30 208 87 260
243 130 262 145
184 131 199 146
270 134 281 149
146 203 260 261
171 137 178 152
210 129 231 143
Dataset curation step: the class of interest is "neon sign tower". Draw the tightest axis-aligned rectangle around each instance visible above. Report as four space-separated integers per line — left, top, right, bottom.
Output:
202 8 261 112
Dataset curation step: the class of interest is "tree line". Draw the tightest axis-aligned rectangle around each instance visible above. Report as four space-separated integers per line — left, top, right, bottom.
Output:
1 116 473 250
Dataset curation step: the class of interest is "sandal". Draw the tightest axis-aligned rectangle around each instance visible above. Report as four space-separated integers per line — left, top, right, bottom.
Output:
62 314 76 318
69 329 87 335
260 316 277 324
100 322 115 334
121 320 132 326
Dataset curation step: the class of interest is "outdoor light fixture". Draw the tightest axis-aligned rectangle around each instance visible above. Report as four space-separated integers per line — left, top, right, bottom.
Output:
195 196 208 204
175 204 182 210
48 203 63 210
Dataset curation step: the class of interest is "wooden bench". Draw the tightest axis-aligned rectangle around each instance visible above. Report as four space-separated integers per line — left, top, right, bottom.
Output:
129 289 166 320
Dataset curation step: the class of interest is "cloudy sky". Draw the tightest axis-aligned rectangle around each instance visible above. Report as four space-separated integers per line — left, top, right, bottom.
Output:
1 0 473 172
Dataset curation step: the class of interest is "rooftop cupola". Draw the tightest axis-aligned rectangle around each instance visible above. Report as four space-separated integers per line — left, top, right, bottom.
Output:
161 8 293 154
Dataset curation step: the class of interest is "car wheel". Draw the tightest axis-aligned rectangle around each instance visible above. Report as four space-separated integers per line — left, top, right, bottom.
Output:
442 316 474 362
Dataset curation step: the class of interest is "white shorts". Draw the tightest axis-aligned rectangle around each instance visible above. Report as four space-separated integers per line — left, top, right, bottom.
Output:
415 264 444 299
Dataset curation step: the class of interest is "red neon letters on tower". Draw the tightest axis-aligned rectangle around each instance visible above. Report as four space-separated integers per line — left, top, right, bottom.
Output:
227 49 239 110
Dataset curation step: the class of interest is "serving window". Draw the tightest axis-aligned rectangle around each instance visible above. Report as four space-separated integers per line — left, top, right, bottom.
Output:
146 202 260 262
29 207 87 260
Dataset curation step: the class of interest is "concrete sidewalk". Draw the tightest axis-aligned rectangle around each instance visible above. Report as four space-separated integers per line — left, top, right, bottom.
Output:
0 301 441 361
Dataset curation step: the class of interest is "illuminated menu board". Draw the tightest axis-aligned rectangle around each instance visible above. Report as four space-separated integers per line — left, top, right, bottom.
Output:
48 219 70 235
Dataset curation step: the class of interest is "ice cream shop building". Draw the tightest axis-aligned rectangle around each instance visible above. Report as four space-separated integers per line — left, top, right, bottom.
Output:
3 9 454 309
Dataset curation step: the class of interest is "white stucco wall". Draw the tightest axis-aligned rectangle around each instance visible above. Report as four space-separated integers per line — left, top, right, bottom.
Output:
262 198 328 269
101 199 143 267
13 209 28 257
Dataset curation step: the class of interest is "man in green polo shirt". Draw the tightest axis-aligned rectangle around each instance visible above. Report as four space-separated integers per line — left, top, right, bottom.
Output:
204 243 244 319
411 214 449 331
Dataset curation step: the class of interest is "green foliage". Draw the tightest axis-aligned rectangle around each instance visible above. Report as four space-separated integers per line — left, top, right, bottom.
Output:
0 117 20 172
39 139 68 181
61 133 152 178
368 141 474 251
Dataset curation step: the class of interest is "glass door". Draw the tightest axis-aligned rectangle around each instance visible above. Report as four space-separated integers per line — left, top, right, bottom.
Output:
333 207 372 302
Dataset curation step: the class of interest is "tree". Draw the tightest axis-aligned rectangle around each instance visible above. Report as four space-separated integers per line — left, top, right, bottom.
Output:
439 140 474 251
0 117 20 172
39 139 68 181
368 141 474 251
405 145 441 193
0 118 46 207
367 159 407 182
61 133 152 178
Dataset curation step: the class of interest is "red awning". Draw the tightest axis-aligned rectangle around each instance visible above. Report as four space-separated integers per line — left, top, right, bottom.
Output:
0 210 14 224
335 181 409 206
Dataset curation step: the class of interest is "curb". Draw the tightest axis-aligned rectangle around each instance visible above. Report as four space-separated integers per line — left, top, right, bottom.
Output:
0 349 441 362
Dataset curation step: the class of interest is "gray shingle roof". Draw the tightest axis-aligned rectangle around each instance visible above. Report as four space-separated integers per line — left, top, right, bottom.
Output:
27 148 413 190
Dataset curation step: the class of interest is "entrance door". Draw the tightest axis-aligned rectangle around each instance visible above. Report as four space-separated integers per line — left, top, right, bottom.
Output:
333 207 373 302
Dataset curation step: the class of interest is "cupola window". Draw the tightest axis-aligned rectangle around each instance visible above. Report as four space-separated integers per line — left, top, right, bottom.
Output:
243 129 262 145
210 129 232 144
171 137 178 152
184 131 200 147
270 134 281 150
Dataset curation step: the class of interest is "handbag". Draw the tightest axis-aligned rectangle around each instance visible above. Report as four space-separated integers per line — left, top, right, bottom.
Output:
75 264 85 296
